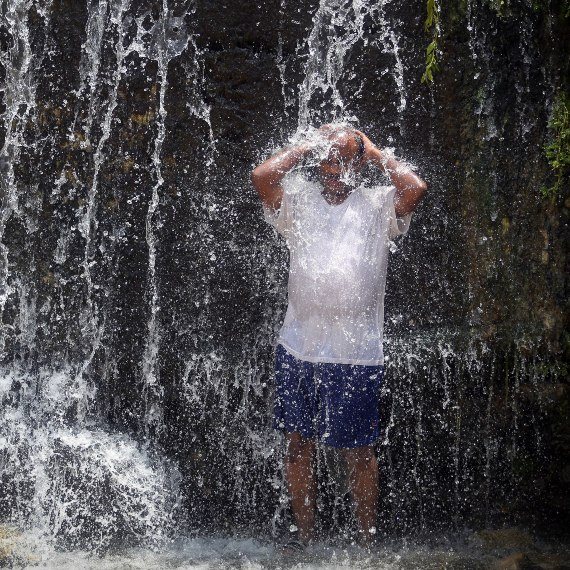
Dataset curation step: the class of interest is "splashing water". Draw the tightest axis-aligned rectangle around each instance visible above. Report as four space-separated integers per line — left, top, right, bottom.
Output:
0 0 565 564
0 366 179 553
297 0 377 127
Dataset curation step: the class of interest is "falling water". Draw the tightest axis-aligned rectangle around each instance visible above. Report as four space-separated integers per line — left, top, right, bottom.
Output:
0 0 39 360
0 0 182 555
0 0 567 566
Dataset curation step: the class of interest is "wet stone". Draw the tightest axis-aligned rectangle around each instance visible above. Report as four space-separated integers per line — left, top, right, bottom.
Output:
474 528 535 550
493 552 539 570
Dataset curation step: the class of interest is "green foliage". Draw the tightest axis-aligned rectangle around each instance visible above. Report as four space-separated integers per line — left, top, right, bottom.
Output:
542 92 570 199
422 0 568 84
422 40 440 83
421 0 441 84
424 0 440 30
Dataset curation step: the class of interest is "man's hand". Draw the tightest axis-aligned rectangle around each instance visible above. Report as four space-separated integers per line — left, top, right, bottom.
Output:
251 143 314 212
316 124 366 167
354 129 376 164
354 129 427 217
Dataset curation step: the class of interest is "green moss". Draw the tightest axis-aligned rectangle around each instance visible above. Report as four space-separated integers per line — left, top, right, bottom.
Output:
532 0 570 18
529 361 569 379
421 0 441 84
542 92 570 199
445 0 469 27
486 0 511 18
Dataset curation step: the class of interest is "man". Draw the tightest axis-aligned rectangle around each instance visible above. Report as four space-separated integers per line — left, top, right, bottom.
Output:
251 124 427 549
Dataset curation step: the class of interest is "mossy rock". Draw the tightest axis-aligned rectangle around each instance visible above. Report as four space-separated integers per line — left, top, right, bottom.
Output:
475 527 535 550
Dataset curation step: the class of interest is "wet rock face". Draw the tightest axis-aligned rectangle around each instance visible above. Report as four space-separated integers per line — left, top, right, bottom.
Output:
0 0 568 544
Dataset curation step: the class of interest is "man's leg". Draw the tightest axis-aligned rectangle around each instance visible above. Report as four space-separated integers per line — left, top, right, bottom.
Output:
285 432 317 543
342 445 379 545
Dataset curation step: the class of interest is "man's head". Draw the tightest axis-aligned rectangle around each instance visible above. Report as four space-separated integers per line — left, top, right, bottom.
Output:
314 124 366 196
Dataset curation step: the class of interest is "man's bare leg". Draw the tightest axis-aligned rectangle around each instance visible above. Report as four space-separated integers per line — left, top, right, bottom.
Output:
285 432 317 543
343 445 379 546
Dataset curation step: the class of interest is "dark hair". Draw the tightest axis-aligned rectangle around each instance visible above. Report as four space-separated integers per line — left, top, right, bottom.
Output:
302 130 365 180
354 133 365 161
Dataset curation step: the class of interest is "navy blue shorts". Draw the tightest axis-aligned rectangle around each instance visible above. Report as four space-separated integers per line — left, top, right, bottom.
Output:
273 344 384 448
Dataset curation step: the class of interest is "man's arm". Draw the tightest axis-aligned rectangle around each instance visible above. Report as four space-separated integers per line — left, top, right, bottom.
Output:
251 144 312 212
356 131 427 217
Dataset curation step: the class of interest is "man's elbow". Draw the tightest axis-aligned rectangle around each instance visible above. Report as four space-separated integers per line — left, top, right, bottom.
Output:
251 167 264 194
410 180 427 207
398 180 427 216
416 179 428 199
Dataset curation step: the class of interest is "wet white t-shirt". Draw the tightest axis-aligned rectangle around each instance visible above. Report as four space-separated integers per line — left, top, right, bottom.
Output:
264 171 411 365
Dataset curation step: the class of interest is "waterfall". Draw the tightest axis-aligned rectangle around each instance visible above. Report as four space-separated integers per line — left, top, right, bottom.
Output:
0 0 183 551
0 0 566 562
0 0 39 361
295 0 408 131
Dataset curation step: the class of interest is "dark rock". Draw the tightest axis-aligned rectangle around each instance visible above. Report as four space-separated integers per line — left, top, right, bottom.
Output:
493 553 539 570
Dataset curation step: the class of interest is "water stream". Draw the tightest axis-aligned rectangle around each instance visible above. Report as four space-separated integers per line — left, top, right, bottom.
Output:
0 0 567 566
